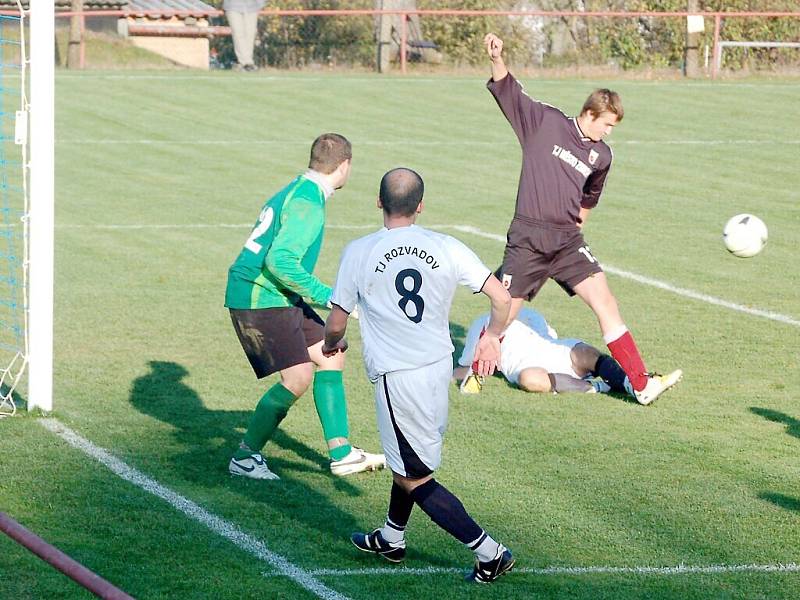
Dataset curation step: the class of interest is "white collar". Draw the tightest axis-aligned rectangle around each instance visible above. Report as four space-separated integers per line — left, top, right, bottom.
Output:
304 170 334 200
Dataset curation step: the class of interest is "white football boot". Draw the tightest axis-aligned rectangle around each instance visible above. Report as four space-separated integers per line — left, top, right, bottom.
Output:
330 447 386 476
632 370 683 405
229 452 280 480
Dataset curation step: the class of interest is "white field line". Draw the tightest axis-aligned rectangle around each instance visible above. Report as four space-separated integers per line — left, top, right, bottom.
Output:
37 418 350 600
55 139 800 146
263 562 800 578
35 417 800 585
447 225 800 328
56 221 800 328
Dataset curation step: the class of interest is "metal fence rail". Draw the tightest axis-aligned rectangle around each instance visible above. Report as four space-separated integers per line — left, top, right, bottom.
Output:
4 8 800 76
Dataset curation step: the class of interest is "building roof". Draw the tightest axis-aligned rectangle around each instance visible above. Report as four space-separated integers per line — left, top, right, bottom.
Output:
0 0 218 15
0 1 128 8
127 0 218 16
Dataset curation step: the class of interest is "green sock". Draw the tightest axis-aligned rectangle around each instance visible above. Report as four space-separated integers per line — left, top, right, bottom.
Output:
313 370 351 461
242 382 298 453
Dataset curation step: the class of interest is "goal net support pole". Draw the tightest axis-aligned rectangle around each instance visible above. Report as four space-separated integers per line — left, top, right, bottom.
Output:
28 1 54 412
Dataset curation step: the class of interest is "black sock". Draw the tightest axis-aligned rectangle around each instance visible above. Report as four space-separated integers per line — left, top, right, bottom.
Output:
594 354 629 393
388 481 414 529
548 372 592 393
409 479 483 545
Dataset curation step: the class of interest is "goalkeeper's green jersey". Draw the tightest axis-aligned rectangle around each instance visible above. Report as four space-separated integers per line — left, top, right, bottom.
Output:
225 173 332 309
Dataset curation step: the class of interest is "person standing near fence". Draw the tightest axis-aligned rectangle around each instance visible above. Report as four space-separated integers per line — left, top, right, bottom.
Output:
224 0 264 71
480 33 682 406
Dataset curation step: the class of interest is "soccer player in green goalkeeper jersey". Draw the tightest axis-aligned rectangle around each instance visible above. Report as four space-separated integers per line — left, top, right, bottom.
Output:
225 133 385 480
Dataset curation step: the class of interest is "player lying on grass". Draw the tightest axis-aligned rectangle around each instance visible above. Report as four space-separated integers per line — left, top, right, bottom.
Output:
224 133 384 480
455 307 679 402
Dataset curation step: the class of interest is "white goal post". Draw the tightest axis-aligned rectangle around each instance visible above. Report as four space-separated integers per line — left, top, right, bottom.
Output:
27 1 54 412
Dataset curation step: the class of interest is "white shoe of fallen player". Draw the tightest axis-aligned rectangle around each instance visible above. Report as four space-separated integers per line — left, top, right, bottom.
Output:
330 447 386 476
633 370 683 405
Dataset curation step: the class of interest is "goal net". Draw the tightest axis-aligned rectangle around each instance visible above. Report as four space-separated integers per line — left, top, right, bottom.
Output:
0 3 27 418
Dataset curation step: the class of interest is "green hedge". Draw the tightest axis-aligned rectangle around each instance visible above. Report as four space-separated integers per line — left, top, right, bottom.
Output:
210 1 800 71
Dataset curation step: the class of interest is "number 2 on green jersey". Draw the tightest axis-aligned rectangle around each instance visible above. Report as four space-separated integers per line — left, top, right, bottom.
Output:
245 207 274 253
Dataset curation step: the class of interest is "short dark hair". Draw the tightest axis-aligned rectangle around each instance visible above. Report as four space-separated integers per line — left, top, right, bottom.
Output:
580 88 624 122
308 133 352 174
379 168 424 217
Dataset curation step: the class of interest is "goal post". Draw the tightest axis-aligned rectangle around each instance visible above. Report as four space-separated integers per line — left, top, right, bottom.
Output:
27 0 54 413
0 2 33 418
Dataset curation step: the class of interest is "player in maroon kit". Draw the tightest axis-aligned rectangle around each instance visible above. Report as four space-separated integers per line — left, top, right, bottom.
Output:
482 33 681 405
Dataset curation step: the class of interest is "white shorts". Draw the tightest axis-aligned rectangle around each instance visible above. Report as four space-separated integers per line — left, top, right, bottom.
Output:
502 337 582 385
374 355 452 478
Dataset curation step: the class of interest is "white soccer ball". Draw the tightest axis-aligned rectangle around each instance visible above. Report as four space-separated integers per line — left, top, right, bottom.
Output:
723 214 768 258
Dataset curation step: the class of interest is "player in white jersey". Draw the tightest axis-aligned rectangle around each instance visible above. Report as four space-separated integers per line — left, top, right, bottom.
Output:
322 168 516 584
455 307 636 397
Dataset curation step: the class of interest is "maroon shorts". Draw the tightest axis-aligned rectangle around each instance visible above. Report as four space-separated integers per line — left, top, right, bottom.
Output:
499 216 603 300
229 301 325 379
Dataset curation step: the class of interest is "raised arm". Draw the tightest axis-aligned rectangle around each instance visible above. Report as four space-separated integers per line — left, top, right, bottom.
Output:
484 33 544 142
484 33 508 82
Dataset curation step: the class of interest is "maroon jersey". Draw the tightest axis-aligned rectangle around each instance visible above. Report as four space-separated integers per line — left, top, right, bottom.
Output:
487 73 613 227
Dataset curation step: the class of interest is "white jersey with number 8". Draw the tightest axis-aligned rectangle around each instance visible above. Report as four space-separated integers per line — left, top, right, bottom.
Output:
331 225 491 381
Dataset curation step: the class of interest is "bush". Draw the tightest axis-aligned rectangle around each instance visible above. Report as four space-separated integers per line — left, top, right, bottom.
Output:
209 0 800 71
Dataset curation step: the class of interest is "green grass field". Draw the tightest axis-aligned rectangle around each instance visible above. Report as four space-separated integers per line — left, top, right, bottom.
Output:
1 71 799 599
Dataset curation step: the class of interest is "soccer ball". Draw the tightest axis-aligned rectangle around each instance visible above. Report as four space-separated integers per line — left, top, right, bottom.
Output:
723 214 768 258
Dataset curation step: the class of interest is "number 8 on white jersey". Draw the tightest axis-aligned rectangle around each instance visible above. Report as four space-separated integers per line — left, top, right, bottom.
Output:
331 224 492 382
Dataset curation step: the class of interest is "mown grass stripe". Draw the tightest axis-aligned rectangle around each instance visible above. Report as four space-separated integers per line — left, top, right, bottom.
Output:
37 418 351 600
53 221 800 328
447 225 800 328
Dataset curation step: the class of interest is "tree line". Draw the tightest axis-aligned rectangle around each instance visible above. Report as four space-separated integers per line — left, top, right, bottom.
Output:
210 1 800 71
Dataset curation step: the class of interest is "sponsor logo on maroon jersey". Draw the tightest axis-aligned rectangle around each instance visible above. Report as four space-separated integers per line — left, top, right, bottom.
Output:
552 144 592 178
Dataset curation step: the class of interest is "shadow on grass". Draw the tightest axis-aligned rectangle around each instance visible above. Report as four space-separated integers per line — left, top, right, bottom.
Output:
129 360 451 567
449 321 466 369
750 407 800 440
760 492 800 513
129 361 364 533
751 408 800 515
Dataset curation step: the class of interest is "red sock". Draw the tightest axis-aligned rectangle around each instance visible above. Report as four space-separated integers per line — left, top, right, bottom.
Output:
606 330 648 391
